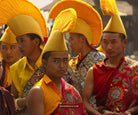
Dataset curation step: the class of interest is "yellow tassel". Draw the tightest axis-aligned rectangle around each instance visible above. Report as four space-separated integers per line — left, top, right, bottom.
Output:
100 0 118 15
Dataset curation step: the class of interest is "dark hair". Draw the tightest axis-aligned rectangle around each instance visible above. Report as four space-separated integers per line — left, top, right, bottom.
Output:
42 51 51 61
103 31 126 41
26 33 42 46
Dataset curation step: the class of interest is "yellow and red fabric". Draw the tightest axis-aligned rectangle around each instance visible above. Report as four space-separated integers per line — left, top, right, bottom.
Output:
36 75 87 114
35 74 62 115
93 57 138 112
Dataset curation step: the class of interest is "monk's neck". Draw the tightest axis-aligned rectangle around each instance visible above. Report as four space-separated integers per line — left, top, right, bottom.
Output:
27 48 42 68
51 77 62 93
107 55 123 68
80 46 92 59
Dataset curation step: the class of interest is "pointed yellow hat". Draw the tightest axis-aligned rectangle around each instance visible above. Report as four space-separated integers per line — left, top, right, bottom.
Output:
48 0 103 47
43 8 77 54
100 0 126 37
0 0 48 41
7 15 43 40
42 30 67 54
0 27 17 44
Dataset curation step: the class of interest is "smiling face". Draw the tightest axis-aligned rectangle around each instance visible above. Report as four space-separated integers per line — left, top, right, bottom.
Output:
42 51 69 79
101 32 126 58
1 42 21 65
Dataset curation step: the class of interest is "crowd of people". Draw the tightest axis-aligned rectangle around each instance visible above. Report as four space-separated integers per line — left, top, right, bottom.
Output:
0 0 137 115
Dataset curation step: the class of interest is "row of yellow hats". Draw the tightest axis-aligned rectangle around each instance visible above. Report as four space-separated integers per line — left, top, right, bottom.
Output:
0 0 126 54
0 0 103 53
43 0 127 53
0 0 48 43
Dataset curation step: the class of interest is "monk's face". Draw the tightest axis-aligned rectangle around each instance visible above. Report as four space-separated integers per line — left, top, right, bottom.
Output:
1 42 21 65
69 33 84 54
42 51 69 79
16 34 37 57
101 33 127 58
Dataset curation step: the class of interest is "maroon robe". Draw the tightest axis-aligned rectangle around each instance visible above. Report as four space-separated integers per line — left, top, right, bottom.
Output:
0 86 15 115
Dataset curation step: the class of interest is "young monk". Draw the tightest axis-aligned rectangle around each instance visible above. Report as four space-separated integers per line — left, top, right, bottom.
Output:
83 0 138 114
28 30 87 115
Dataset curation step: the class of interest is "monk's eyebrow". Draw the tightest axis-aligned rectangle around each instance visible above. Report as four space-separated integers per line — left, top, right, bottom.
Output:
53 57 68 60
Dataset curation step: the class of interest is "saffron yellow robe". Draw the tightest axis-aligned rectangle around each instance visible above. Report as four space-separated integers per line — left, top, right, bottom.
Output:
10 55 42 97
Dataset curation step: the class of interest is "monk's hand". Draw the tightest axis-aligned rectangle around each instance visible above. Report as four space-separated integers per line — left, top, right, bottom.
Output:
123 111 131 115
103 110 120 115
15 97 27 110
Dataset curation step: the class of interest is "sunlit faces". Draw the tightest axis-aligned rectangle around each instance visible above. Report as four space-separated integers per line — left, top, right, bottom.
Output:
0 56 3 79
16 34 37 57
1 42 21 65
69 33 84 54
42 51 69 79
101 33 127 58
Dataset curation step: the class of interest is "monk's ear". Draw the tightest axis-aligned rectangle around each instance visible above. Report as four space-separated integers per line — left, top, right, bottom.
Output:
123 38 127 48
42 59 47 73
33 38 40 46
42 59 47 67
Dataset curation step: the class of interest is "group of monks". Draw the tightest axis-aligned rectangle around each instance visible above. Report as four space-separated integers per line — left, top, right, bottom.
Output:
0 0 138 115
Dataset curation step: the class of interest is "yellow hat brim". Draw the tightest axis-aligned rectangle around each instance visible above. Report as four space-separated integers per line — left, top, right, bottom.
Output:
48 0 103 46
0 0 48 40
7 15 43 40
0 27 17 44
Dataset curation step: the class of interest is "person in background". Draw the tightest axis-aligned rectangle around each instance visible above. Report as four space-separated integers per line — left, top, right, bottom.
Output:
0 0 48 114
0 56 15 115
48 0 105 96
0 27 21 91
83 0 138 114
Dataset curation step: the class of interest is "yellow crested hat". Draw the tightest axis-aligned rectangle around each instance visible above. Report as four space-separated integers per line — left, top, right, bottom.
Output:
48 0 103 47
42 30 67 54
43 8 76 54
0 0 48 41
100 0 126 37
0 27 17 44
7 15 43 40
